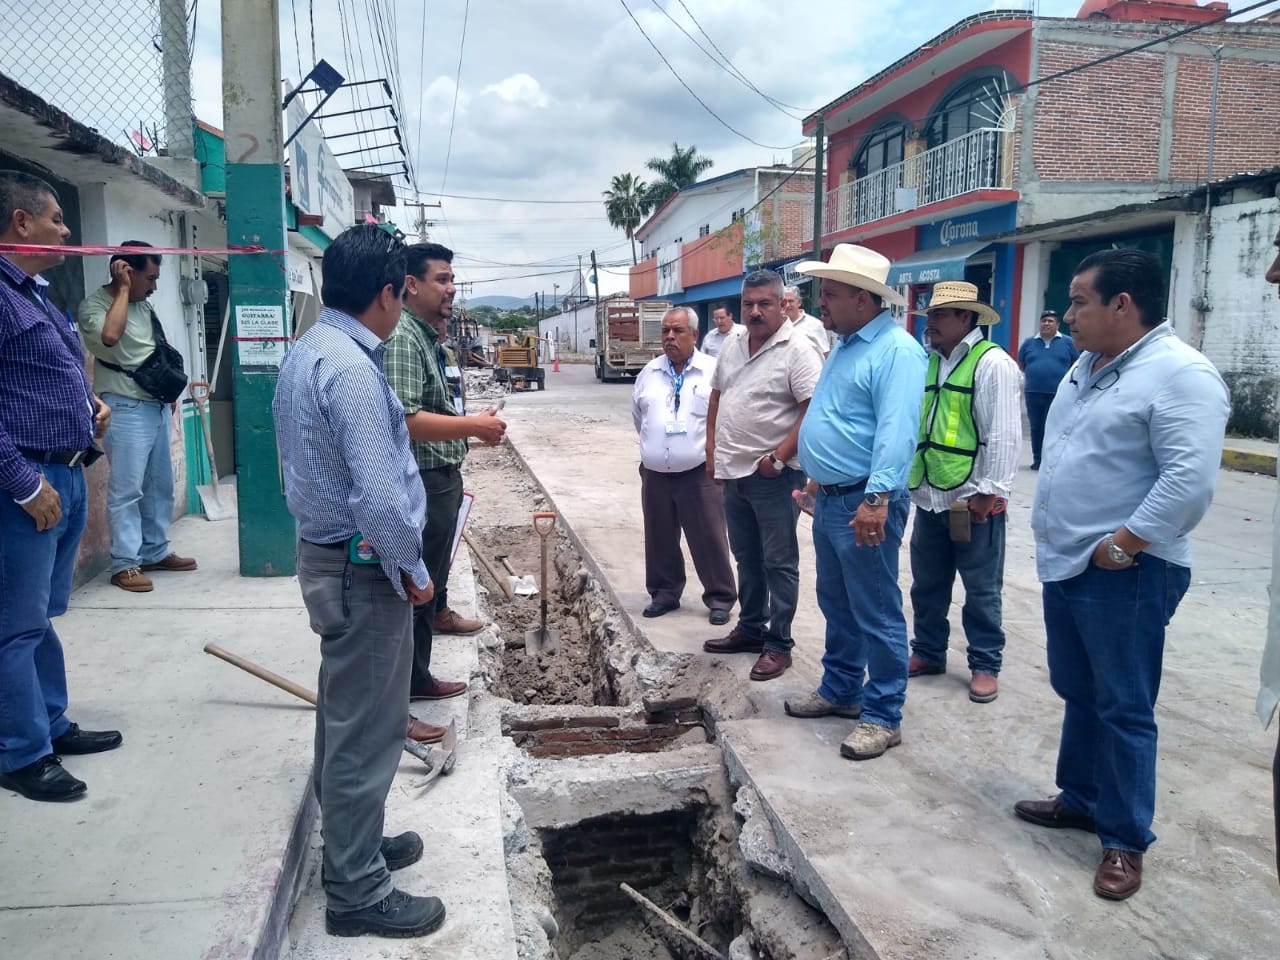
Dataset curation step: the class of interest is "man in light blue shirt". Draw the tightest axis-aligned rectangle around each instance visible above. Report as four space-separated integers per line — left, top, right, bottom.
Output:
787 244 927 763
273 225 444 941
1015 249 1229 903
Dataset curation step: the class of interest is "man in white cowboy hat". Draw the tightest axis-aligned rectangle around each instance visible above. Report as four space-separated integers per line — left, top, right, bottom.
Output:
786 244 927 762
904 281 1021 706
782 284 831 357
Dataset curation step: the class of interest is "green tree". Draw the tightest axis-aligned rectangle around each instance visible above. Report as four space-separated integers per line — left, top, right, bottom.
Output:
644 142 714 208
603 172 653 265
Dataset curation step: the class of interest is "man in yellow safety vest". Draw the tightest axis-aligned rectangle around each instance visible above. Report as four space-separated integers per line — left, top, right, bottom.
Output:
906 281 1022 704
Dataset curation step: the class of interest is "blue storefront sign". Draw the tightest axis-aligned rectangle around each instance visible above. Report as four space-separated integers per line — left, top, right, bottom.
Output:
892 202 1019 349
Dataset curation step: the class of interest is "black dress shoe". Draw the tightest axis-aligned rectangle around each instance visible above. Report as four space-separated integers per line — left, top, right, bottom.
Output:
382 831 424 871
708 608 730 626
52 723 123 755
642 601 679 618
0 755 87 802
326 888 446 938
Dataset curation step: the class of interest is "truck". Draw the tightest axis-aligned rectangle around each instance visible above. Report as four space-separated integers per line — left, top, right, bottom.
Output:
594 298 672 382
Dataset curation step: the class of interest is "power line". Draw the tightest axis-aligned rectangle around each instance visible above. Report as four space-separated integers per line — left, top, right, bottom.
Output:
288 0 304 83
413 190 603 204
440 0 471 194
651 0 804 120
617 0 803 152
413 0 427 191
672 0 806 112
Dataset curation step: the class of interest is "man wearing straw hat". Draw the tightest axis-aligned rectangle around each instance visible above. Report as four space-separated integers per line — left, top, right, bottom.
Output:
905 282 1021 705
786 244 927 761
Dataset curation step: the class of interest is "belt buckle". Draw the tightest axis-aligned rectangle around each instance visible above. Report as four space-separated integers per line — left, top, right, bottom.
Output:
66 449 86 467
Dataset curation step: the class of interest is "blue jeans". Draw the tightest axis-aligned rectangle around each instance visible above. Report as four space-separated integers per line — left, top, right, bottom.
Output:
813 490 910 728
1044 556 1191 852
1025 392 1054 465
103 394 173 573
909 506 1006 675
722 469 804 652
0 463 87 772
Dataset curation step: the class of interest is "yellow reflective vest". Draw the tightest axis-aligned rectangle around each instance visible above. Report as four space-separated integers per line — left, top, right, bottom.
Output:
908 339 1000 492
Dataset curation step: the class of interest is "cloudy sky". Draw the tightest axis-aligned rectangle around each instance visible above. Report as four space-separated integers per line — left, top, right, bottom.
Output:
7 0 1091 298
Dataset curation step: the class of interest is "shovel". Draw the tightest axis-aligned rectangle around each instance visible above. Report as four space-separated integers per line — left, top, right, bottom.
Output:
495 553 538 597
188 381 237 521
525 511 559 655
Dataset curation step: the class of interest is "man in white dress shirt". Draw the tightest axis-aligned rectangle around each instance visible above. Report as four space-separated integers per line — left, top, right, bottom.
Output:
700 302 740 358
782 284 831 357
632 306 736 625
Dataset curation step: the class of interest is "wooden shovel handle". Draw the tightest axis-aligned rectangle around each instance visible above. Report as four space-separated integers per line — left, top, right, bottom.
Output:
533 511 557 538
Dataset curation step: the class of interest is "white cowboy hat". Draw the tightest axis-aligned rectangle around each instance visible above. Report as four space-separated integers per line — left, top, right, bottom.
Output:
910 280 1002 326
793 243 907 307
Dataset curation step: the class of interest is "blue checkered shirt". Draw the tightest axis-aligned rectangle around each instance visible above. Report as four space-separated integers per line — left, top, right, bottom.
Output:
272 307 428 597
0 255 95 500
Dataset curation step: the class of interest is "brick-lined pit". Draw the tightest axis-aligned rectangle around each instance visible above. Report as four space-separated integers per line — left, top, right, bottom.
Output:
502 695 707 759
540 810 697 930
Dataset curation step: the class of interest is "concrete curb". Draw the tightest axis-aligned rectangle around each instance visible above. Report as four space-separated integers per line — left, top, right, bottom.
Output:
1222 446 1277 476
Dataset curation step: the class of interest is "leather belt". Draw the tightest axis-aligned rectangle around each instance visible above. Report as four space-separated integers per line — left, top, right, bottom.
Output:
19 446 95 467
818 480 866 496
302 538 347 551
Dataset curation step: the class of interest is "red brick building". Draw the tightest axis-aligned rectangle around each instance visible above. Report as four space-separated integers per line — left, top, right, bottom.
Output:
803 1 1280 349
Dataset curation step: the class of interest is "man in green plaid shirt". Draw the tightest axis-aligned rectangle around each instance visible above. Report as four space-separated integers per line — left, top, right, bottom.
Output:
383 243 507 724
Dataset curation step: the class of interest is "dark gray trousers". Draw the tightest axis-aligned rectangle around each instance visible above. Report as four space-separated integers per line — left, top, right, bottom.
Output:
640 464 737 611
412 463 464 688
297 539 412 913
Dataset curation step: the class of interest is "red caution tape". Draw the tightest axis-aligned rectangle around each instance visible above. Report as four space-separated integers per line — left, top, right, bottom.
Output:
0 242 285 257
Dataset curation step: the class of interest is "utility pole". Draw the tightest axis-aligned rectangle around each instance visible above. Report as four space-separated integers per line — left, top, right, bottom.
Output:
406 200 442 241
590 249 601 363
222 0 295 576
811 118 825 262
160 0 194 160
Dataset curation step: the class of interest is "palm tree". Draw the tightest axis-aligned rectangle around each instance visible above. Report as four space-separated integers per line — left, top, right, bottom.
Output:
603 172 653 265
644 142 714 208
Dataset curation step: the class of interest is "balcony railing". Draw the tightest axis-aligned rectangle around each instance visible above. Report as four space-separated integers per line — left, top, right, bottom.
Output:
824 127 1012 236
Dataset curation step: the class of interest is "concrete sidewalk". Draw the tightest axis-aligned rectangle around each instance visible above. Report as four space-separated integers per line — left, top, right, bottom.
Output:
505 363 1280 959
0 516 518 960
0 516 317 960
1223 436 1278 476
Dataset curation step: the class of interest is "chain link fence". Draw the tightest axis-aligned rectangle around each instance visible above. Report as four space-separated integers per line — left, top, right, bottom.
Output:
0 0 194 156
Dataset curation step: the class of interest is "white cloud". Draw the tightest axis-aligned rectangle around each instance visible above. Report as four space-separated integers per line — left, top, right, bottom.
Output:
481 74 549 109
65 0 1087 297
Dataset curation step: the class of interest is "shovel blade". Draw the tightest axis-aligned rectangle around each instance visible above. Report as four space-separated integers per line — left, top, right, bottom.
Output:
525 627 559 655
509 575 538 597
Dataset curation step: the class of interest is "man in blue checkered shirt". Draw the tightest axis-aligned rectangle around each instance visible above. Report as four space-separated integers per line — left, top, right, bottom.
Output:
273 224 447 941
0 171 120 804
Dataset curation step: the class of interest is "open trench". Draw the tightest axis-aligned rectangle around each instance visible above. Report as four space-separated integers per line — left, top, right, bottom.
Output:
462 443 851 960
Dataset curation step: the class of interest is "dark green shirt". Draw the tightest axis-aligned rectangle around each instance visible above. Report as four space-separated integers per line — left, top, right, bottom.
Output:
382 308 466 470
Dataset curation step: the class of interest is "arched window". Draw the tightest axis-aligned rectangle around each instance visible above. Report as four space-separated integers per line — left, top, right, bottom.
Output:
853 122 907 179
926 75 1009 148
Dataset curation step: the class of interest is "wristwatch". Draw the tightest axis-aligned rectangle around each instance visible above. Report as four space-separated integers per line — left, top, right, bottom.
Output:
864 491 889 507
767 454 784 470
1104 534 1133 565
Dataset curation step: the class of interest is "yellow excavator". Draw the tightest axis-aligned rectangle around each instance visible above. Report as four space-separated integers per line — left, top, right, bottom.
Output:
492 332 546 391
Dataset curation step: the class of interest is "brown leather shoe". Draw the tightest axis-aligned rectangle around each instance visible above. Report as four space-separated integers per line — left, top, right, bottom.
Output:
749 650 791 681
110 567 153 593
702 627 764 655
409 677 467 701
432 607 484 635
908 654 944 677
1013 796 1096 832
969 672 999 703
1094 848 1142 900
141 553 198 572
406 717 447 744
